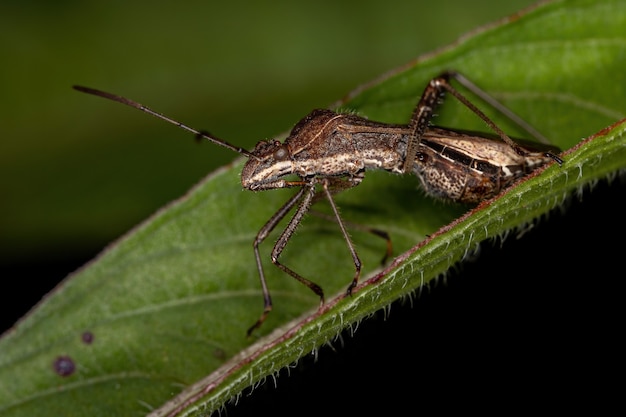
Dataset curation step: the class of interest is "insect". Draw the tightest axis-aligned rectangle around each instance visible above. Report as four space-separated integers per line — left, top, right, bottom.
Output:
74 71 562 335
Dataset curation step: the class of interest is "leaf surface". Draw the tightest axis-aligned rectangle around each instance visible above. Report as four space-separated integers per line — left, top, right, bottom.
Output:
1 1 625 416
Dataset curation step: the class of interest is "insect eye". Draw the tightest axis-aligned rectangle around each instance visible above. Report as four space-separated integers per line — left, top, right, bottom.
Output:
273 144 289 161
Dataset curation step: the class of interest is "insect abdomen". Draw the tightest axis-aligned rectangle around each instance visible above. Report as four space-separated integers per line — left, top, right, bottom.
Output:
412 138 537 204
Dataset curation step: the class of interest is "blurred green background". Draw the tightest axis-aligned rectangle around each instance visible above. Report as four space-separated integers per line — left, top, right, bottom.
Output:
0 0 537 329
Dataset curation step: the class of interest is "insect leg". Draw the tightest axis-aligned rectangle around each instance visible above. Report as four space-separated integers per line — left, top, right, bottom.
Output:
438 71 563 164
404 72 563 173
402 77 445 173
247 185 313 336
310 210 392 265
319 178 363 295
268 182 326 299
447 71 550 145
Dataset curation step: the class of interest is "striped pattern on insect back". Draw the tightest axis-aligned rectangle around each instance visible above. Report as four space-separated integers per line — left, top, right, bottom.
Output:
412 128 555 203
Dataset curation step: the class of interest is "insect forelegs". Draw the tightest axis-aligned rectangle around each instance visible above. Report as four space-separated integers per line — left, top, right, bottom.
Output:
247 185 313 336
270 183 325 300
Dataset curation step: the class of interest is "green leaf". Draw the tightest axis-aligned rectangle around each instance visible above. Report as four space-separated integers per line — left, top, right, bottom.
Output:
1 0 625 416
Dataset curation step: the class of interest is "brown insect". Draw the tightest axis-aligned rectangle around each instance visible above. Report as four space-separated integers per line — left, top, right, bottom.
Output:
74 71 562 335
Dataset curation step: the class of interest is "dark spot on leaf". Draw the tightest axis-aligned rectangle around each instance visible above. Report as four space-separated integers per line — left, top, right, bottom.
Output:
53 356 75 377
213 348 227 361
81 331 94 344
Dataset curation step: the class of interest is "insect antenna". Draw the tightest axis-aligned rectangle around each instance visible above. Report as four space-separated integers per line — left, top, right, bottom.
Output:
72 85 259 160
